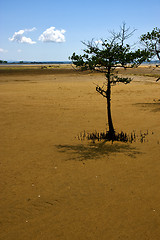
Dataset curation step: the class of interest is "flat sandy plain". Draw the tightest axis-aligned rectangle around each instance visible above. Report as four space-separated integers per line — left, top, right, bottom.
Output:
0 65 160 240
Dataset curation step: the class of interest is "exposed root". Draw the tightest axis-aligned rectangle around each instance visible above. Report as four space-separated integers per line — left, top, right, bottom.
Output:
77 130 149 143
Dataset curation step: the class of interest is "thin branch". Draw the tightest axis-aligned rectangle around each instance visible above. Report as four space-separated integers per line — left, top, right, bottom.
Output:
96 86 107 98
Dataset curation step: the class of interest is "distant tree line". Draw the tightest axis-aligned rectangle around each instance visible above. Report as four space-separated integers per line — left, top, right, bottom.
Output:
0 60 8 64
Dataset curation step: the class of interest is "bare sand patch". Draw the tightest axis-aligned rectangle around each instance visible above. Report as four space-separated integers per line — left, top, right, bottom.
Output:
0 66 160 239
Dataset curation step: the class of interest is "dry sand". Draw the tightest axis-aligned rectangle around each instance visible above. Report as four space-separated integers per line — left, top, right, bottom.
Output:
0 65 160 240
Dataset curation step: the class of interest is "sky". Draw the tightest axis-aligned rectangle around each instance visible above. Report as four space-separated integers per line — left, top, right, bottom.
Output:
0 0 160 61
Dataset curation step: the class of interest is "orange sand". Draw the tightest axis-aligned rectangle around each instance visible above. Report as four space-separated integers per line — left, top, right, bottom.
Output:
0 66 160 239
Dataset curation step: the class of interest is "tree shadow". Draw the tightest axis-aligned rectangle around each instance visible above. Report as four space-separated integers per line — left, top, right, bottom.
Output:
134 102 160 112
56 141 141 161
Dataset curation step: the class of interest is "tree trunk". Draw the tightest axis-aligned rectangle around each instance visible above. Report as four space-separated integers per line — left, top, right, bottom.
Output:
106 67 115 138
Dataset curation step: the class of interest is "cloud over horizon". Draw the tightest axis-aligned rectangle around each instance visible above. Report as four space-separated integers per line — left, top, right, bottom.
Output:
0 48 8 53
39 27 66 43
9 28 36 44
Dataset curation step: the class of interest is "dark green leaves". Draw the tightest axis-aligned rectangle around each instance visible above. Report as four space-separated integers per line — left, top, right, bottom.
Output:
140 27 160 60
70 24 152 83
111 76 132 85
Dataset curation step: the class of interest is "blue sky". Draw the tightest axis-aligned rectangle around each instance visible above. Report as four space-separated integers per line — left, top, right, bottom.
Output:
0 0 160 61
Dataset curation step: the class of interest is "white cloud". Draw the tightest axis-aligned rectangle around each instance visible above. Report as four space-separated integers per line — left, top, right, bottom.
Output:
0 48 8 53
9 28 36 44
26 27 36 32
17 49 22 53
39 27 66 43
95 40 103 44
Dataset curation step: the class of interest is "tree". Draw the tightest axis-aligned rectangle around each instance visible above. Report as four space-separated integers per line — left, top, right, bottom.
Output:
0 60 8 64
70 24 151 140
140 27 160 82
140 27 160 61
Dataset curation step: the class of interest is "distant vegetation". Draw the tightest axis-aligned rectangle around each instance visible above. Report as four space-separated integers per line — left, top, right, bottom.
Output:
0 61 72 65
0 60 8 64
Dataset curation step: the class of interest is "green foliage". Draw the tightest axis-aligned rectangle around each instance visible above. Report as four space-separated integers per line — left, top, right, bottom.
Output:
111 76 132 85
0 60 8 64
140 27 160 60
70 26 151 75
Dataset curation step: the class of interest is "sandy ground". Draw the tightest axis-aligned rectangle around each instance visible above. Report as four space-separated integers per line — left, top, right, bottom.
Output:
0 66 160 240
